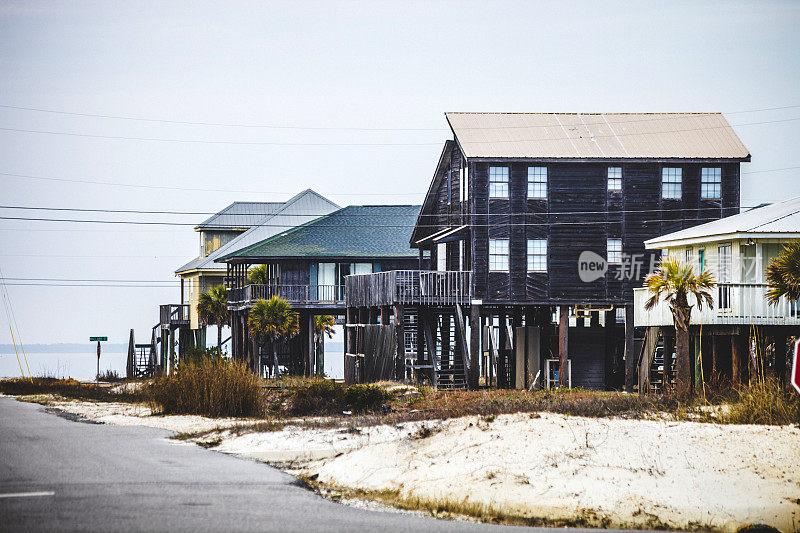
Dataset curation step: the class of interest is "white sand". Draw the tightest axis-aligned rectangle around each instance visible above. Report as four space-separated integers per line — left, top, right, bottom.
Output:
303 413 800 531
25 396 800 531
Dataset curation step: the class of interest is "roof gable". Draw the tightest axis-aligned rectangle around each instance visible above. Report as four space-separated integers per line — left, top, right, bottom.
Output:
176 189 339 274
446 112 750 160
195 201 284 230
221 204 420 261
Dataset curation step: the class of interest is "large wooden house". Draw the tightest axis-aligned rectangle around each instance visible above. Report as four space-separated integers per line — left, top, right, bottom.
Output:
345 112 750 390
217 204 420 376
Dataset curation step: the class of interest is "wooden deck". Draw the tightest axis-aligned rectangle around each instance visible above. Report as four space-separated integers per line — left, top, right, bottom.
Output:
345 270 471 307
227 284 346 311
159 304 189 327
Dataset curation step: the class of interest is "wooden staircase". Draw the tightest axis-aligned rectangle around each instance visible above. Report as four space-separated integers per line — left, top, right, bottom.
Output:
126 325 161 378
422 304 470 390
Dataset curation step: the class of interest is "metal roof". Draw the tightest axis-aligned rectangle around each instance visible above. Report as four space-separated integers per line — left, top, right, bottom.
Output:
220 205 420 261
194 201 285 230
646 196 800 248
445 112 750 160
176 190 339 273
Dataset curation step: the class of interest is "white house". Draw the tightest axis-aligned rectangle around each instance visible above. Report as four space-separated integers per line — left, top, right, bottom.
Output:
633 196 800 388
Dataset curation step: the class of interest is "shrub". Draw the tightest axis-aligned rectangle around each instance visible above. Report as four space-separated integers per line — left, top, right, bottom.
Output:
725 377 800 425
0 377 145 402
97 370 123 382
286 377 392 416
148 358 264 418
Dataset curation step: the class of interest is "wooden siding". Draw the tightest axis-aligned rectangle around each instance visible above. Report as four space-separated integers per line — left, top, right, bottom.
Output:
459 160 740 305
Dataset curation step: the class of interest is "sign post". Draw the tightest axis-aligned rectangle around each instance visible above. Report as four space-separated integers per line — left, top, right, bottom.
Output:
90 337 108 381
792 339 800 395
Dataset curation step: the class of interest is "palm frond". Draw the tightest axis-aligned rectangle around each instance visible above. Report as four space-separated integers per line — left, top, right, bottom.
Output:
766 240 800 304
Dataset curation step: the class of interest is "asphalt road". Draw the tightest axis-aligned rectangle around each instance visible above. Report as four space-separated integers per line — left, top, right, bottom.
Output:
0 397 615 533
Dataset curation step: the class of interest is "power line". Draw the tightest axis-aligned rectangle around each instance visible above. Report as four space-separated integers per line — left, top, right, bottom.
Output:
0 171 423 196
2 102 798 130
0 253 186 258
0 104 445 131
1 282 178 288
0 127 442 146
0 116 798 146
0 277 177 283
1 163 795 198
0 203 753 218
0 214 742 228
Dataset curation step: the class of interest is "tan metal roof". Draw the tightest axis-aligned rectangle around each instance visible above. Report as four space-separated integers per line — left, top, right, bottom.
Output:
445 112 750 160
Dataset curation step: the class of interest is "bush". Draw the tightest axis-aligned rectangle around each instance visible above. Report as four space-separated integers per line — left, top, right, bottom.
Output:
149 358 264 418
725 377 800 425
286 378 392 416
97 370 123 382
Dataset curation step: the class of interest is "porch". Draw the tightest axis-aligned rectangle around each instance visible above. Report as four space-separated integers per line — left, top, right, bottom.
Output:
633 283 800 327
345 270 472 307
227 284 346 311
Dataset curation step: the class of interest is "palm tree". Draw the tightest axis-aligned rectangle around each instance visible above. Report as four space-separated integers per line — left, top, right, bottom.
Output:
248 296 299 378
766 240 800 304
197 285 229 355
313 315 336 376
644 255 715 396
248 264 274 285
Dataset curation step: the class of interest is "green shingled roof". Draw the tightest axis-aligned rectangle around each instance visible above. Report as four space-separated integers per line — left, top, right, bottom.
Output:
219 205 420 260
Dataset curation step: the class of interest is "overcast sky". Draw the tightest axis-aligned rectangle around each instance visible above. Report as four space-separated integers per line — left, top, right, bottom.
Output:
1 0 799 346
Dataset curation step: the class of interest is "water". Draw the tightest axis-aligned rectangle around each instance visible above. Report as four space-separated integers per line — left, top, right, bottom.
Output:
0 343 345 381
0 352 128 381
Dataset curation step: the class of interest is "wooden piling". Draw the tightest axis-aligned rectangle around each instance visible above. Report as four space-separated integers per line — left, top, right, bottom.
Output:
558 305 569 389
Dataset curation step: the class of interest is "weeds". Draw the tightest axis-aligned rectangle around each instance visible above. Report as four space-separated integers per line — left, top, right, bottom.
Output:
0 377 145 403
267 377 392 416
148 358 263 418
723 377 800 425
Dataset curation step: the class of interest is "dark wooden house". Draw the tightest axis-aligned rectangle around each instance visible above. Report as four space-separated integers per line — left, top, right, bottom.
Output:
346 112 750 390
217 204 419 376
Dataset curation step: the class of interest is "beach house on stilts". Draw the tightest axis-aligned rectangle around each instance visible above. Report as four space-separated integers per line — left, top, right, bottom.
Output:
345 112 750 390
634 196 800 392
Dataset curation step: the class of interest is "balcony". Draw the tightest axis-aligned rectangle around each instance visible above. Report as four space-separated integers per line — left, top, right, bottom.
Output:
633 283 800 327
345 270 472 308
227 284 345 310
159 304 189 327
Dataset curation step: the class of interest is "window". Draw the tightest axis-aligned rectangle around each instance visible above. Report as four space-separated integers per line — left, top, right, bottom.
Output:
662 167 682 199
718 244 731 309
489 239 509 271
489 166 509 198
527 167 547 199
527 239 547 272
701 167 721 199
607 167 622 191
685 247 693 268
437 242 446 271
607 238 622 264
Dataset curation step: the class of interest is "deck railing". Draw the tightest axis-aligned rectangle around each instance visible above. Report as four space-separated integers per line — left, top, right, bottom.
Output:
633 283 800 327
159 304 189 325
345 270 472 307
228 284 345 307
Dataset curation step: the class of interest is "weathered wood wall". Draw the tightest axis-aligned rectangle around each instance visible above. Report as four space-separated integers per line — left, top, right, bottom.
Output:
425 159 740 306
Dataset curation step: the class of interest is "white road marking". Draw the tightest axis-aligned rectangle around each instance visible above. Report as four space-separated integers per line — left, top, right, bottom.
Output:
0 491 55 499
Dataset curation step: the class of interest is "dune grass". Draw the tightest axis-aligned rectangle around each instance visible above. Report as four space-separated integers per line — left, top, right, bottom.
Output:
148 358 264 418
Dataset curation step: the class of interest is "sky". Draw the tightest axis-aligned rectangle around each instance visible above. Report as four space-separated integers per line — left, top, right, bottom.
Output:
0 0 799 347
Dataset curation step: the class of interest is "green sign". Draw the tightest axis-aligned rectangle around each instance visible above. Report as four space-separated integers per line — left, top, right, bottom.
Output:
90 336 107 342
